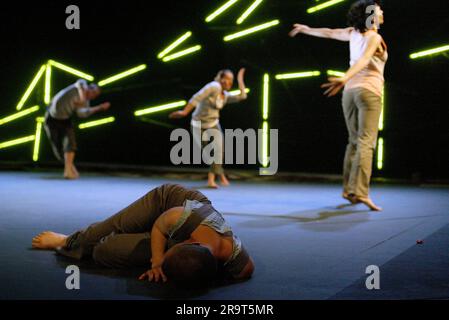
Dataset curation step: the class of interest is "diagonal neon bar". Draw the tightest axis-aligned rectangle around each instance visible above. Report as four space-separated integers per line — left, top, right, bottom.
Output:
157 31 192 59
134 100 187 116
98 64 147 87
236 0 264 25
410 44 449 59
78 117 115 129
307 0 346 14
205 0 240 23
0 105 40 126
0 135 35 150
224 19 280 42
48 59 94 81
16 65 46 110
162 45 202 62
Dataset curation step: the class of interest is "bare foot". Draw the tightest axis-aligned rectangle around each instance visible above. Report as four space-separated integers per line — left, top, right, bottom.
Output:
220 174 230 187
342 192 357 204
32 231 68 250
71 165 80 179
207 182 219 189
354 196 382 211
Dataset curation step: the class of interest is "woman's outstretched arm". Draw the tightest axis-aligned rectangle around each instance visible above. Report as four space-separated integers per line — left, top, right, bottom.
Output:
289 23 353 42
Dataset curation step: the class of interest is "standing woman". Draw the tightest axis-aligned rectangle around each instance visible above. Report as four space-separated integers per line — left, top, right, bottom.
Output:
169 68 247 188
289 0 387 211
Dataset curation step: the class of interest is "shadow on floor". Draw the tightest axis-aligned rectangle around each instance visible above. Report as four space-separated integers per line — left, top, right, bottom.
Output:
54 255 237 300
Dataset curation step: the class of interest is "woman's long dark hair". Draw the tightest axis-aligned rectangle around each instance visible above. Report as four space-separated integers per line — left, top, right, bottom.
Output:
347 0 381 32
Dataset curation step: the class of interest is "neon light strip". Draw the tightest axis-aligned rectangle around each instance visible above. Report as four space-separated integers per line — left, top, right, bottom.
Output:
48 60 94 81
157 31 192 59
236 0 264 25
98 64 147 86
0 105 40 126
224 19 280 42
16 65 46 110
205 0 240 23
162 45 202 62
275 71 321 79
78 117 115 129
0 135 35 150
134 101 187 116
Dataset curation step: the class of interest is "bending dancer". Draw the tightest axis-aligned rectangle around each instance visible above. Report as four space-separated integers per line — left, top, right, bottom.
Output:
32 184 254 289
44 79 111 179
289 0 387 211
169 68 247 188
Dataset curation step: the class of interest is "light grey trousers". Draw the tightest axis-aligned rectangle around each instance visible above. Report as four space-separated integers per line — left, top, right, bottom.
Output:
342 87 382 198
191 123 224 175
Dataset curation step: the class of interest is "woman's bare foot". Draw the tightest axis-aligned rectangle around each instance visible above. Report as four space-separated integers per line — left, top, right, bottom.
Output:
71 165 80 179
342 192 357 204
354 196 382 211
207 181 219 189
219 174 230 187
32 231 68 250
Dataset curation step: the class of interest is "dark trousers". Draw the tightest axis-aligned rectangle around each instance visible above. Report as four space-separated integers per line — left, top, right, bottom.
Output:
58 184 210 268
44 112 77 162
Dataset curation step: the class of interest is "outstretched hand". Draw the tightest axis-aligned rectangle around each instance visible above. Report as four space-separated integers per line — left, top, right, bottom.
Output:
289 23 310 37
321 77 347 97
169 110 186 119
138 266 167 282
100 102 111 111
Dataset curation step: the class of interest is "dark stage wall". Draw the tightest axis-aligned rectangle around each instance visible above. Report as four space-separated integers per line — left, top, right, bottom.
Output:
1 0 448 179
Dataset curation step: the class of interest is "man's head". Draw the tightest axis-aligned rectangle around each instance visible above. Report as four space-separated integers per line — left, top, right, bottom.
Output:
85 83 101 100
162 243 218 289
214 69 234 91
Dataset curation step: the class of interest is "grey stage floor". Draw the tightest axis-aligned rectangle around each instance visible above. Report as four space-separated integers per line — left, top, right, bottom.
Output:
0 171 448 300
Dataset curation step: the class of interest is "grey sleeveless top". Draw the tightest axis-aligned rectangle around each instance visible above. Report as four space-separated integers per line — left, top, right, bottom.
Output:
167 200 250 278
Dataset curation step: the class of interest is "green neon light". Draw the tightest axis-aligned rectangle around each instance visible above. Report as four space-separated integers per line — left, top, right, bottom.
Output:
44 64 52 105
410 44 449 59
236 0 264 25
33 117 44 162
205 0 240 23
263 74 269 120
262 121 269 168
224 19 280 42
48 60 94 81
0 105 40 126
379 87 385 131
0 135 35 150
162 45 202 62
16 65 46 110
307 0 346 14
377 137 384 170
98 64 147 87
326 70 345 77
275 71 321 80
228 88 250 96
157 31 192 59
134 100 187 116
78 117 115 129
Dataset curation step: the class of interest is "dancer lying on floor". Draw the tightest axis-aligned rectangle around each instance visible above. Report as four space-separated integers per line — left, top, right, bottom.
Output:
32 183 254 289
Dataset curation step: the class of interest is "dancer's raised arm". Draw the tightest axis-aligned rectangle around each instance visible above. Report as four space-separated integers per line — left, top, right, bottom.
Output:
289 23 353 42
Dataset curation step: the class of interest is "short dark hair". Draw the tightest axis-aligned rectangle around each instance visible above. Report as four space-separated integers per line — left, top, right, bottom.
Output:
214 69 233 82
162 244 218 289
347 0 381 32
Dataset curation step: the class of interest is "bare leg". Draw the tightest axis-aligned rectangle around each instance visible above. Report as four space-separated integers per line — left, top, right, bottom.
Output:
64 151 79 179
32 231 68 250
219 173 230 186
207 172 218 189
